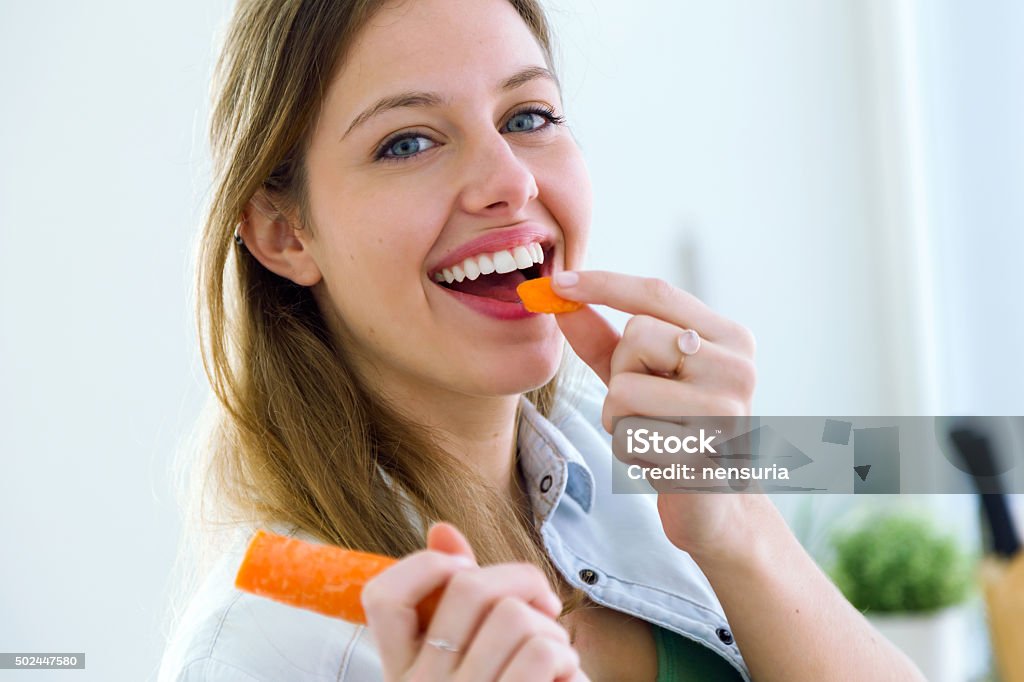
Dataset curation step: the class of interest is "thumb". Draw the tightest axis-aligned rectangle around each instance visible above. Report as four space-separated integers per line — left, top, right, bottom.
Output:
427 522 477 565
554 306 621 386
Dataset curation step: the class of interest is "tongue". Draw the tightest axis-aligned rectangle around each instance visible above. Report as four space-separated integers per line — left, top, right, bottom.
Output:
447 270 527 302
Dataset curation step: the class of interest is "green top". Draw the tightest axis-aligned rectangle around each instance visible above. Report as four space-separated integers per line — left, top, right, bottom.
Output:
652 623 745 682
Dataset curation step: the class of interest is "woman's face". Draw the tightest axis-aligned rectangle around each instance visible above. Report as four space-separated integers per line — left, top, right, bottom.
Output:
298 0 592 401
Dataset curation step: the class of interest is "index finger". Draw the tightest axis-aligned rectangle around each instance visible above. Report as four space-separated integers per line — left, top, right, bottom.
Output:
551 270 732 342
361 550 475 676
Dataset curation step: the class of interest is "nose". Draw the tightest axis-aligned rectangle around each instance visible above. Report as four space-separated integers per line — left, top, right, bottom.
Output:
456 129 539 215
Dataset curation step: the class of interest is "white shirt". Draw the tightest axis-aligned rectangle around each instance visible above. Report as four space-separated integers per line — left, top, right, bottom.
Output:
158 377 751 681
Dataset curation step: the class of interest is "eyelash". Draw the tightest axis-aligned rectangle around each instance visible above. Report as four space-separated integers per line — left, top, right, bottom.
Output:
374 105 567 164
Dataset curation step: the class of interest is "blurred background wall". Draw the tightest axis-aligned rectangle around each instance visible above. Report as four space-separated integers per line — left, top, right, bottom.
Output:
1 0 1020 680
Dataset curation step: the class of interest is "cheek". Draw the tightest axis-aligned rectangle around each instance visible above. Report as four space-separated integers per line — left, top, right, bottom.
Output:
538 144 592 268
302 157 447 342
311 180 444 283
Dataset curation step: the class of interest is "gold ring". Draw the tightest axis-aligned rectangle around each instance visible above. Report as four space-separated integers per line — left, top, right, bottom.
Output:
678 329 701 355
672 330 701 377
671 353 686 377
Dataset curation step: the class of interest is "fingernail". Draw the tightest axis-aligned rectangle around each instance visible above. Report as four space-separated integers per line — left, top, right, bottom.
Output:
553 271 579 287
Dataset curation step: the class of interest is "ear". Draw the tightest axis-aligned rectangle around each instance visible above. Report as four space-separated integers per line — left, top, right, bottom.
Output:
237 190 322 287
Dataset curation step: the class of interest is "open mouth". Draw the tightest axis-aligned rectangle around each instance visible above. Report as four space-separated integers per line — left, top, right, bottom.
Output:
431 241 552 303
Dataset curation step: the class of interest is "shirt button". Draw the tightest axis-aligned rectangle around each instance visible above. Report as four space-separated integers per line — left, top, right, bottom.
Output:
578 568 599 585
539 474 553 493
716 627 734 645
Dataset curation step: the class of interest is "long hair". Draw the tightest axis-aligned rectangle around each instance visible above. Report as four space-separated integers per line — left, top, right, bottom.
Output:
166 0 589 641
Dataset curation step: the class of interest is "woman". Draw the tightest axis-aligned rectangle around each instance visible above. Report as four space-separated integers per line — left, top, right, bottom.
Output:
159 0 926 680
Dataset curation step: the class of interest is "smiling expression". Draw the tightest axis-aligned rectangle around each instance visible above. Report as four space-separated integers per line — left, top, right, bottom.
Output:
294 0 593 401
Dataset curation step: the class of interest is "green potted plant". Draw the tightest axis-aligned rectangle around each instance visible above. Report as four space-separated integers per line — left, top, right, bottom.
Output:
829 510 976 682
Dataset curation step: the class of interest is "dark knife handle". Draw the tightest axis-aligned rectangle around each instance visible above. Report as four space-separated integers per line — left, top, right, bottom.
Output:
949 426 1021 557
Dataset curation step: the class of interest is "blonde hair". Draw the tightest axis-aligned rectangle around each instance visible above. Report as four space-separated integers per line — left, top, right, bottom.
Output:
165 0 589 641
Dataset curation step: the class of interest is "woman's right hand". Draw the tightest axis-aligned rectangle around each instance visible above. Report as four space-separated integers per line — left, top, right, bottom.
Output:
361 522 588 682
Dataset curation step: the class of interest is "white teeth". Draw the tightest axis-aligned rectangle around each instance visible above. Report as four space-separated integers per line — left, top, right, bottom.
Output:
492 250 518 274
434 240 547 284
512 246 534 269
477 253 495 274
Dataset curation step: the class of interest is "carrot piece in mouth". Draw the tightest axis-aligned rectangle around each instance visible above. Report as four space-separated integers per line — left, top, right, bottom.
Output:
516 276 584 314
234 529 441 626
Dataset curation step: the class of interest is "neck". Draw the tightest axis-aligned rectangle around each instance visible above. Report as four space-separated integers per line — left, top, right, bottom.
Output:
439 396 521 494
378 374 524 497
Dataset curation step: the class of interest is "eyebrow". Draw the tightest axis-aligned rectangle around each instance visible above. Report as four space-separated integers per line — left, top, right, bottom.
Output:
341 65 560 140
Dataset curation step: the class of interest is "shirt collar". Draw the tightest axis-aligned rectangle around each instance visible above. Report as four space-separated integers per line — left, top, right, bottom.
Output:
517 394 596 521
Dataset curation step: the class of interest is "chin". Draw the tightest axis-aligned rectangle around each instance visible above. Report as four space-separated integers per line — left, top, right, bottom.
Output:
486 345 564 396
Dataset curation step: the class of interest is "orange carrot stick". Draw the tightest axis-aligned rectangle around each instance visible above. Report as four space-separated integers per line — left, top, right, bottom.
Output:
516 276 584 314
235 529 441 626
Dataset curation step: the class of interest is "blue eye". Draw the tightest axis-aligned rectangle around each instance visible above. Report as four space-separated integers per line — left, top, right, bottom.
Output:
374 105 566 163
380 135 437 161
506 110 550 133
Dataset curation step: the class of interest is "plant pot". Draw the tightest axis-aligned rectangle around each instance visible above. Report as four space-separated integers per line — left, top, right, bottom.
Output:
867 604 969 682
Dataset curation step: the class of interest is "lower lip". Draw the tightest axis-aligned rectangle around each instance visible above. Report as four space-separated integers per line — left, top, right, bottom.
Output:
436 284 539 320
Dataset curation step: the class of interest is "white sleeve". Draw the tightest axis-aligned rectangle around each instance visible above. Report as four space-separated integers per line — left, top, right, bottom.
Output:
158 548 380 682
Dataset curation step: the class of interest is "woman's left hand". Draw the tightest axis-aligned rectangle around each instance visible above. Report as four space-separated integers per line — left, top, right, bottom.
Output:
550 270 762 564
